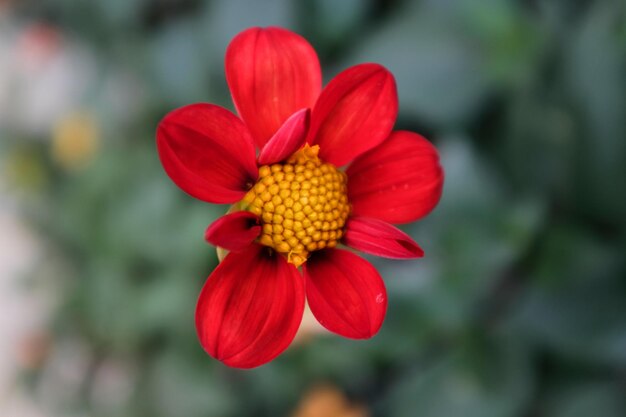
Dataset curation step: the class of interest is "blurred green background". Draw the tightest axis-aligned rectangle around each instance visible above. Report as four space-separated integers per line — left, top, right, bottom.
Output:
1 0 625 416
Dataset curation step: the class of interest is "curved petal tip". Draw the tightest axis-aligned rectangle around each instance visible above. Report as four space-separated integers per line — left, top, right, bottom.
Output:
344 216 424 259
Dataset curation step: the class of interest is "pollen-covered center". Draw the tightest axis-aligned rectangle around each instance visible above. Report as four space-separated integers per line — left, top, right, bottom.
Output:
242 145 350 267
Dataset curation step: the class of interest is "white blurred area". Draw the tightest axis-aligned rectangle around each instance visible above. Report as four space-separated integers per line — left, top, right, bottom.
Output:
0 4 140 415
0 189 50 417
0 5 95 137
0 5 53 416
0 2 142 141
0 25 93 138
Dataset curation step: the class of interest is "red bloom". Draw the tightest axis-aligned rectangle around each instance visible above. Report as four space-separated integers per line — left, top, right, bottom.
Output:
157 27 443 368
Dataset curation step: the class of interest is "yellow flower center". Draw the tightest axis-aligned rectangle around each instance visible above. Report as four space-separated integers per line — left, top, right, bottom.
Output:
241 145 350 267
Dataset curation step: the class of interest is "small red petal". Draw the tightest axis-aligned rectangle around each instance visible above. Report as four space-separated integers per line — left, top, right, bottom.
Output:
196 245 305 368
308 63 398 167
347 130 444 224
257 108 310 165
226 27 321 149
344 216 424 259
304 249 387 339
157 104 258 204
204 211 261 252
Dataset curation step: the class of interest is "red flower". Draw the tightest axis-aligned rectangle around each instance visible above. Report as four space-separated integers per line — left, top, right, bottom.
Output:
157 27 443 368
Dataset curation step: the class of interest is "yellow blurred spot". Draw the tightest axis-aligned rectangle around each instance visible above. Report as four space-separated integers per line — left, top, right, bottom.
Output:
51 111 99 170
291 385 369 417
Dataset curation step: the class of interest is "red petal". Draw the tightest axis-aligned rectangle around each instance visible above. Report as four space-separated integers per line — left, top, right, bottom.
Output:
204 211 261 252
157 104 258 204
344 216 424 259
226 27 321 149
304 249 387 339
347 130 443 224
196 245 305 368
308 63 398 167
257 108 310 165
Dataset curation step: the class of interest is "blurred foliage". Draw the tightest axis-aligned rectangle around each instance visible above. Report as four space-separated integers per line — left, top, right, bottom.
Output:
2 0 626 416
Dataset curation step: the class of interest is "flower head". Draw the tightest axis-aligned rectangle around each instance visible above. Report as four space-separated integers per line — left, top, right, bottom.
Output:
157 27 443 368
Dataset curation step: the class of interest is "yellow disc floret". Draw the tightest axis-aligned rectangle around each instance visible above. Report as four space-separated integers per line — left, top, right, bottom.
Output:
241 145 350 267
